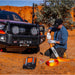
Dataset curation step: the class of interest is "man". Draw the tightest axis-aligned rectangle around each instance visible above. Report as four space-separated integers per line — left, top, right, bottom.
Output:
45 19 68 58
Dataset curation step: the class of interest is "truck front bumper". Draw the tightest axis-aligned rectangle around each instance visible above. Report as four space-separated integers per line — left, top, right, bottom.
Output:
0 34 46 47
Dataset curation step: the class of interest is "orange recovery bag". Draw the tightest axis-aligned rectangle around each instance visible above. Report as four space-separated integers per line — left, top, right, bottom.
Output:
23 57 37 69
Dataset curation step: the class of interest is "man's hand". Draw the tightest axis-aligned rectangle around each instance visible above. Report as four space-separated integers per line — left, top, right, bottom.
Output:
56 41 60 44
48 40 56 43
48 29 51 33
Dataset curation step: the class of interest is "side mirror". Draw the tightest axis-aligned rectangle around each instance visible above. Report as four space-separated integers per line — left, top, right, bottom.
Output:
24 19 28 22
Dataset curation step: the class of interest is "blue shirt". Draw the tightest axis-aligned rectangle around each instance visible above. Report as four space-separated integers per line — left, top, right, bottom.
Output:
49 26 68 49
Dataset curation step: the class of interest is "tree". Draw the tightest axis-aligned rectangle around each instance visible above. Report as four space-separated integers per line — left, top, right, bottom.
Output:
35 0 75 28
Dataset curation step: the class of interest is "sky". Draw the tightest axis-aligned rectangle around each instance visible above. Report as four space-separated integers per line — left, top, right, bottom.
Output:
0 0 44 6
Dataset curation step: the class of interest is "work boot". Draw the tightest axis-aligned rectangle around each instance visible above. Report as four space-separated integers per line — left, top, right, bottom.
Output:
63 52 68 58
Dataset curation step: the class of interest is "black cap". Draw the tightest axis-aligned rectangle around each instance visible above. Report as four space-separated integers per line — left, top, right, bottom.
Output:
53 19 63 27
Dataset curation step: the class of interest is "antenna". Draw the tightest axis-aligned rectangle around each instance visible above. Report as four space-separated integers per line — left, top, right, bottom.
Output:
32 3 35 24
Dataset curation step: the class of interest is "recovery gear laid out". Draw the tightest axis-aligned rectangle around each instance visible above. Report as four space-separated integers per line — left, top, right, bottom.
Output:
46 57 75 67
23 57 37 69
39 59 44 64
46 58 59 66
50 44 59 58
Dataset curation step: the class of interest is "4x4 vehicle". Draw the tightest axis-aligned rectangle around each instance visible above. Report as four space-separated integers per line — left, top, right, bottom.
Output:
0 10 46 52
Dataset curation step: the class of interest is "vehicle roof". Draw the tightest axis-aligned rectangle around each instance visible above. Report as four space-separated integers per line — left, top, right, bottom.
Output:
0 10 38 26
0 10 17 14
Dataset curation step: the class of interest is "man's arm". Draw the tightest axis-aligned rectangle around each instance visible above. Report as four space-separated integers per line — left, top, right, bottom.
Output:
48 27 57 33
48 29 51 33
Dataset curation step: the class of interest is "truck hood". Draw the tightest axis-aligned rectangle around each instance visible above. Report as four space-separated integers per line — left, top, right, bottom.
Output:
0 19 31 25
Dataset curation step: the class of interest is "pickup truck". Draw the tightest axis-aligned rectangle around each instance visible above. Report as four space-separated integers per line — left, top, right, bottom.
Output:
0 10 46 52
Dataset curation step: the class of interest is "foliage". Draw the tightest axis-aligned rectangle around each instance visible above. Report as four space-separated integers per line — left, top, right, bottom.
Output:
35 0 75 28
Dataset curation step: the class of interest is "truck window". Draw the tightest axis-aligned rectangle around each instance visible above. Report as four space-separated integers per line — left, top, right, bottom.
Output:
0 11 23 21
12 14 21 21
0 14 7 19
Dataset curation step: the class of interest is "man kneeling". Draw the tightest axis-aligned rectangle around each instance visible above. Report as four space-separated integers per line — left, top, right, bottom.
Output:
45 19 68 58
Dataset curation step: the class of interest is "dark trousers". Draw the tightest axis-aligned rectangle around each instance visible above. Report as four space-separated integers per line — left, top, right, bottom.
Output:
44 47 66 58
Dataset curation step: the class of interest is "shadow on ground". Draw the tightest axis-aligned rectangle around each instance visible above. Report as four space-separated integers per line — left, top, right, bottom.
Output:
2 48 40 54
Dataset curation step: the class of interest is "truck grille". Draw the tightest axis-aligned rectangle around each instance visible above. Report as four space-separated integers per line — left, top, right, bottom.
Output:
6 23 40 46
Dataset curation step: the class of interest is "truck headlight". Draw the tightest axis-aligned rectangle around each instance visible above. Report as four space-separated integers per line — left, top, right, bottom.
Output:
0 36 6 42
12 26 19 34
31 27 38 35
0 24 5 30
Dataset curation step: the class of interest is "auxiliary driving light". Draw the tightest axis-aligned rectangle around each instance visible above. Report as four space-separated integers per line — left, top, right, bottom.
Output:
12 26 19 34
31 27 38 35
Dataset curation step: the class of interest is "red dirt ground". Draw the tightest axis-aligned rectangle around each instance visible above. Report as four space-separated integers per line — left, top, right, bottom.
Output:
0 30 75 74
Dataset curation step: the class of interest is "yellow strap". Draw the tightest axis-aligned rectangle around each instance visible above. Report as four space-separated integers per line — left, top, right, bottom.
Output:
50 44 53 48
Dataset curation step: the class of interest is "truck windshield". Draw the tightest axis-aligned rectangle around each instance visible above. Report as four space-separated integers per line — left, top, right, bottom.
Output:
0 11 23 21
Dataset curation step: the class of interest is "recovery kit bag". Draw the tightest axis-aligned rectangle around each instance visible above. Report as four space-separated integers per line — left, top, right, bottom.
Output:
23 57 36 69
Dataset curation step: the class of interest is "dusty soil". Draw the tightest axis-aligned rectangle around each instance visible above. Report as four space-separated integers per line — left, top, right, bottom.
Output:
0 30 75 74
